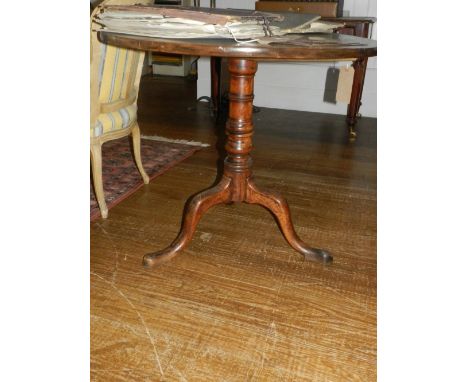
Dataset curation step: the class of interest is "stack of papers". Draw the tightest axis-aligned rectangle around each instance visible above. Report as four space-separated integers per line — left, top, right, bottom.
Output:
93 5 343 40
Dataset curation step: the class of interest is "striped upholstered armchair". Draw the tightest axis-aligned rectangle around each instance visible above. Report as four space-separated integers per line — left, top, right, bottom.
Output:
90 0 153 219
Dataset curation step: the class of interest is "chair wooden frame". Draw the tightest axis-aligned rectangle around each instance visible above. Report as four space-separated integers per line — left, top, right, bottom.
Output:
90 0 151 218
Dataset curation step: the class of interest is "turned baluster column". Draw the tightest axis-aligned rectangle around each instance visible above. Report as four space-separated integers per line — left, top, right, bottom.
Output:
223 59 257 202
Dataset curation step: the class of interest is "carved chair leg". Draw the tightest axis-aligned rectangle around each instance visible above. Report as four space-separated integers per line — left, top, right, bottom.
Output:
90 141 108 219
246 179 332 263
143 176 232 267
131 123 149 184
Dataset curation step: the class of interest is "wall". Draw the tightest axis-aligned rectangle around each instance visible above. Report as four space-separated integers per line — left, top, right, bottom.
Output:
196 0 377 117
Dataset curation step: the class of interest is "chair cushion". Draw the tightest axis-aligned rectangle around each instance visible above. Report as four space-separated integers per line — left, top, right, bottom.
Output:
90 104 137 138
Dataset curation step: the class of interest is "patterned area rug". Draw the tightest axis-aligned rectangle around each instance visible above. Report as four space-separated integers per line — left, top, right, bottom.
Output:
91 137 204 221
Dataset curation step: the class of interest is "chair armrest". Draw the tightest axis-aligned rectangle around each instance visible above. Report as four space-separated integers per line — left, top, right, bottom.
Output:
100 91 137 114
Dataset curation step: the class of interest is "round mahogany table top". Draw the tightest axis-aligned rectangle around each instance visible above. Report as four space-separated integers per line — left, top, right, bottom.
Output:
100 32 377 61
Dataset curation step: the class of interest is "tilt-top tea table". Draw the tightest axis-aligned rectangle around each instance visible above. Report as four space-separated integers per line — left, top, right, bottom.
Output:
99 32 377 267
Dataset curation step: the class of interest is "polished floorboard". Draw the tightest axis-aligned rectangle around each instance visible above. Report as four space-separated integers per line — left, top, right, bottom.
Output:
91 74 377 381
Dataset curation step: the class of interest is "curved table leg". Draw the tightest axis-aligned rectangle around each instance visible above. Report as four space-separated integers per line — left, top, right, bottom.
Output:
143 177 231 267
246 179 332 263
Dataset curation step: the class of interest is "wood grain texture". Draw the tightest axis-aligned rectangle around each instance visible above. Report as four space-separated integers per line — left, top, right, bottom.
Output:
100 32 376 61
91 75 376 381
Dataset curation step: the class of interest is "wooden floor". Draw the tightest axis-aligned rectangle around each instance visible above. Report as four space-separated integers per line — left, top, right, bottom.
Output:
91 74 377 381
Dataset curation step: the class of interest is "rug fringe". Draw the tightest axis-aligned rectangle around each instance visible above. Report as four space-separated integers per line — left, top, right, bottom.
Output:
142 135 210 147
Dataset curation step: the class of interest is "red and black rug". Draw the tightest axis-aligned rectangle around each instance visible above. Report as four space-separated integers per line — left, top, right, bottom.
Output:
91 137 205 221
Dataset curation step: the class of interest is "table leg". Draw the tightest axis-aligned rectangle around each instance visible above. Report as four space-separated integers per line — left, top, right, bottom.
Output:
356 57 368 117
143 58 332 268
245 180 332 263
210 57 222 114
346 58 366 138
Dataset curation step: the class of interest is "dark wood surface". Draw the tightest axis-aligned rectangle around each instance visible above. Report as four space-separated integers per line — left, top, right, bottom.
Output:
91 75 377 381
100 31 376 266
100 32 376 61
322 16 376 23
255 1 340 18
